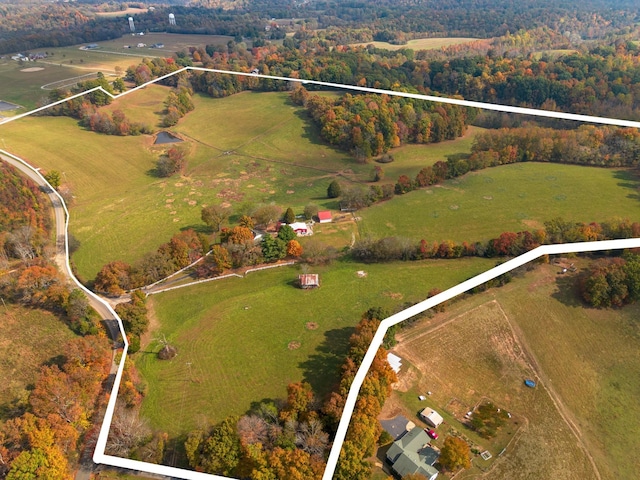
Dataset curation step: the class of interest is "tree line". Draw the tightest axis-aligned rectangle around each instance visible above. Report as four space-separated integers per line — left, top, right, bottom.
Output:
351 217 640 264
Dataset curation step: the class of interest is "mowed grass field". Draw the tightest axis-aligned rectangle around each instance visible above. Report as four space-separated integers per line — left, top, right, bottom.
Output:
381 126 482 180
387 262 640 480
0 90 367 280
0 33 232 110
350 37 480 51
0 303 76 415
136 257 496 436
360 163 640 243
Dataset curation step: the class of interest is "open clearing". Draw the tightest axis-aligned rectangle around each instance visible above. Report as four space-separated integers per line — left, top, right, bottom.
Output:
360 163 640 243
86 32 233 56
0 303 75 415
350 37 480 51
386 262 640 479
0 33 231 109
136 257 495 437
3 89 640 280
0 90 370 279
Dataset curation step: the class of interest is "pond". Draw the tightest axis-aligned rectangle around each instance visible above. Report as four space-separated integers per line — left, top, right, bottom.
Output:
154 131 183 144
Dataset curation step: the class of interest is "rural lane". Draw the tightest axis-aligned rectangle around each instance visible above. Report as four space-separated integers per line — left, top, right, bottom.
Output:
0 151 122 480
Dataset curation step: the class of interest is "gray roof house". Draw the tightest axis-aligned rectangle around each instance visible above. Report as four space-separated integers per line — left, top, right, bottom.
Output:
386 428 439 480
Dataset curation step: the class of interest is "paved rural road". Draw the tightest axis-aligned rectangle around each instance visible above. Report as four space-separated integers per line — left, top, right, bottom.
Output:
0 152 121 480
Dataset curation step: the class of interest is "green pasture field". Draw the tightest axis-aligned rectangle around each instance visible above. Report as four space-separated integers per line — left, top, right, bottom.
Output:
380 126 481 180
95 32 234 54
0 303 76 416
2 89 638 281
360 162 640 243
0 90 369 280
350 37 480 51
389 261 640 480
0 32 232 110
0 60 103 110
136 257 495 436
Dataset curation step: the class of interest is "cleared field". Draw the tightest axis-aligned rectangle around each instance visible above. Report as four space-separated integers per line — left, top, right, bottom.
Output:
0 60 104 110
136 257 495 436
497 262 640 480
0 303 76 415
360 163 640 243
350 37 480 51
380 126 481 180
386 262 640 480
389 282 598 479
95 32 233 55
95 7 149 17
0 33 231 110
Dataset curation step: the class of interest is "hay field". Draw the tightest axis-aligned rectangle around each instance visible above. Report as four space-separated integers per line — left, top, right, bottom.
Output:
388 262 640 479
350 37 480 51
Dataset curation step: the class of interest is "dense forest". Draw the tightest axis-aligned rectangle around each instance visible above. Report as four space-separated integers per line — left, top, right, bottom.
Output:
2 0 640 55
0 165 115 478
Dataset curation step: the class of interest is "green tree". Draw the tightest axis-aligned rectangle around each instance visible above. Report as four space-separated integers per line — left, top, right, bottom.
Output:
439 436 471 472
115 290 148 338
284 207 296 224
201 416 241 476
277 225 297 243
327 180 342 198
201 204 230 232
470 402 508 438
43 170 61 189
303 204 319 221
261 235 286 263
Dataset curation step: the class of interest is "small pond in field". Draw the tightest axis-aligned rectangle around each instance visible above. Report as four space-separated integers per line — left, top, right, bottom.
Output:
154 131 183 144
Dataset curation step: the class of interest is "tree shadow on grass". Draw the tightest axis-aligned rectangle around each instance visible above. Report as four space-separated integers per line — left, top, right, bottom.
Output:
299 326 353 399
613 170 640 201
180 223 210 234
551 272 584 308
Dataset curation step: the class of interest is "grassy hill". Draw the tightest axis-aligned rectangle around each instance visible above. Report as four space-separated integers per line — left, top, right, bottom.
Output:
137 256 495 436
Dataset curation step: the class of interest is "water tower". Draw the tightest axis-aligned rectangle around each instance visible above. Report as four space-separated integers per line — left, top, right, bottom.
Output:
128 17 135 32
169 13 176 26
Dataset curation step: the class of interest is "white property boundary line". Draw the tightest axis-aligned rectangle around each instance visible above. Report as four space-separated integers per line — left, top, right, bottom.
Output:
1 66 640 480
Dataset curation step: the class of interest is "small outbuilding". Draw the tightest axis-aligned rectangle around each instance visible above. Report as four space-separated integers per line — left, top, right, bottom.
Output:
289 221 309 235
298 274 319 289
387 352 402 374
317 210 332 223
420 408 444 428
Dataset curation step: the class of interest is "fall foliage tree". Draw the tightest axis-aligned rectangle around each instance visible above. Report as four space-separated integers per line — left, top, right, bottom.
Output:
287 240 303 258
439 436 471 472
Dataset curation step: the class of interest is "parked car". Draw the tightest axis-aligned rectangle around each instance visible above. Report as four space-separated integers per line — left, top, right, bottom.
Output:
524 379 536 388
426 429 438 439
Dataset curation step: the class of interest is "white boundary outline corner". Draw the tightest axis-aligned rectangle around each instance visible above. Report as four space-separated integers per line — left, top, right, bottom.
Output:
1 67 640 480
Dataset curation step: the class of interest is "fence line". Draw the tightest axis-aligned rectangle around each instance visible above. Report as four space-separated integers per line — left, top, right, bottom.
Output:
147 261 297 296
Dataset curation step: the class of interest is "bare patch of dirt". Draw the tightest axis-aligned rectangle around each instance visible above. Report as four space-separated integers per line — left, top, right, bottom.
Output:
305 322 318 330
288 341 301 350
522 219 543 229
21 67 45 72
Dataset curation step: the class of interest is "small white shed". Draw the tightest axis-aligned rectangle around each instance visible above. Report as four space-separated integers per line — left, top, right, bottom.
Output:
420 407 444 428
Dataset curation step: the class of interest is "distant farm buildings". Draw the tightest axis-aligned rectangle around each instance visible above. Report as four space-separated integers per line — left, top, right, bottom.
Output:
298 274 319 289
